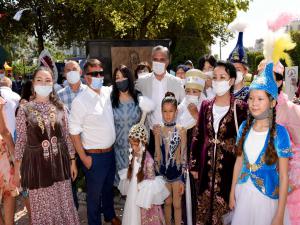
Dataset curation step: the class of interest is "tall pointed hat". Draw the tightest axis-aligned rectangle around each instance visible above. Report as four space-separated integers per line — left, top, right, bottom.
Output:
228 21 248 65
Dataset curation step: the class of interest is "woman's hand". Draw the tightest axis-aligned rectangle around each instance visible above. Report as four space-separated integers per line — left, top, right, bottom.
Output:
70 160 78 181
190 171 198 179
187 103 198 120
229 189 235 210
179 182 185 195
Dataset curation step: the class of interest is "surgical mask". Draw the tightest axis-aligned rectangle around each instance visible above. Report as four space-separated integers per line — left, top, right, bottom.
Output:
137 72 149 78
34 85 53 97
251 108 270 120
186 95 199 105
212 80 231 96
90 77 103 90
235 71 244 85
116 79 129 92
152 61 165 75
204 71 214 79
66 71 80 84
0 73 4 79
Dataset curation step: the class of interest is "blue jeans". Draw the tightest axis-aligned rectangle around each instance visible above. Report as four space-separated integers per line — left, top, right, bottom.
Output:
83 150 116 225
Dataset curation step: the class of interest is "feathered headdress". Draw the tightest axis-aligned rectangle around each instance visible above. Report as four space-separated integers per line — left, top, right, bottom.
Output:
228 20 248 65
38 49 58 82
128 96 155 162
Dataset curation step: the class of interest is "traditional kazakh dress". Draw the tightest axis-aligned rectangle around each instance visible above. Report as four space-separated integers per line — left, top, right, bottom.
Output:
191 96 247 225
15 101 79 225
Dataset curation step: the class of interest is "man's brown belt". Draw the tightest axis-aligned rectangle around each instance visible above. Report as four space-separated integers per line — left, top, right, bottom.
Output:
86 147 112 154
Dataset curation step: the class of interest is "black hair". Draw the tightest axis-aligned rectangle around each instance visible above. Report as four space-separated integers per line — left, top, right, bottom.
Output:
198 55 217 71
21 80 33 102
134 62 152 80
111 64 139 108
216 60 237 93
161 92 177 109
274 72 284 94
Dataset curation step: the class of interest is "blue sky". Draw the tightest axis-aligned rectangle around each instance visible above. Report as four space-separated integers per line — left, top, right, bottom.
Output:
211 0 300 60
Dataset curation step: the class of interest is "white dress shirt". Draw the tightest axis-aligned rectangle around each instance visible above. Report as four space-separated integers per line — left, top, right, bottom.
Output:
0 86 21 135
69 86 116 149
148 75 167 129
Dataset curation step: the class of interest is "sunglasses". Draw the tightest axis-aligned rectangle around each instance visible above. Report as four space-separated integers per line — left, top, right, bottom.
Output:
86 71 104 77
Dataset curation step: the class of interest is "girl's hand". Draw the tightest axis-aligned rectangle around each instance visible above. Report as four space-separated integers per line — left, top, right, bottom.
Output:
13 170 21 187
153 124 161 136
271 215 283 225
70 160 78 181
179 182 185 195
229 189 235 210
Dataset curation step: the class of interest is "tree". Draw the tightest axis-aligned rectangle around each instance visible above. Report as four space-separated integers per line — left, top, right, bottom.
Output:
289 31 300 70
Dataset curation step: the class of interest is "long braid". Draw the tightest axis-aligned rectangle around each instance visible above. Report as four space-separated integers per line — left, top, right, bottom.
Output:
137 146 147 183
264 108 278 165
236 114 254 156
127 157 134 180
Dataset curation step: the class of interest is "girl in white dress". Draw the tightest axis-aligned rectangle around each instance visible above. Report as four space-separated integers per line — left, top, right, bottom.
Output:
229 61 292 225
118 96 169 225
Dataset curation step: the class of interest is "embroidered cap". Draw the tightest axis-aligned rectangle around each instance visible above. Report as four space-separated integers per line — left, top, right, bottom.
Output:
185 69 207 91
249 62 278 100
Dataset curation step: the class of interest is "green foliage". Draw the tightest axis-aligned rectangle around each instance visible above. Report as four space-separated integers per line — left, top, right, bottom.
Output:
247 50 263 74
288 31 300 69
1 0 250 65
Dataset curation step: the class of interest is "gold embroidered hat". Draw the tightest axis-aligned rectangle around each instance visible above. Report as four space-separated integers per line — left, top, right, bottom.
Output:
185 69 207 91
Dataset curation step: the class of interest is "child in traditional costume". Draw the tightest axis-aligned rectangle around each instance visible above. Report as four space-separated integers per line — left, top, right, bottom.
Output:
154 92 187 225
119 96 169 225
230 35 292 225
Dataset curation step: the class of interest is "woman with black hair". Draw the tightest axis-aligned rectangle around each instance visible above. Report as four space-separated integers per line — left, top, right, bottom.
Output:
190 61 248 225
198 55 217 101
111 65 142 186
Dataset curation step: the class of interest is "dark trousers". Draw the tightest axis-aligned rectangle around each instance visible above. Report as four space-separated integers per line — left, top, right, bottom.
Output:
83 150 116 225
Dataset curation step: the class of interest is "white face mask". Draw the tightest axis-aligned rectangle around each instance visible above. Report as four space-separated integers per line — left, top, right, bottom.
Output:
90 77 103 90
212 80 231 96
186 95 199 105
34 85 53 97
0 73 5 79
235 71 244 85
66 71 80 84
152 61 165 75
204 71 214 79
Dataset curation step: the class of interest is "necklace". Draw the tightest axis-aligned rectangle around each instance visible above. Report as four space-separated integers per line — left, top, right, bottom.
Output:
164 121 176 127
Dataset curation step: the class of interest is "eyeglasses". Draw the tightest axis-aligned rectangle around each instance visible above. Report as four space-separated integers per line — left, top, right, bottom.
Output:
86 71 104 77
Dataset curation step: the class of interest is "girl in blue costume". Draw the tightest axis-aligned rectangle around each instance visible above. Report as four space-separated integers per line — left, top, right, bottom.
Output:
230 61 292 225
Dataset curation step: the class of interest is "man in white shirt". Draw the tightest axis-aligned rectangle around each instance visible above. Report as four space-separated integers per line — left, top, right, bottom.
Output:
69 59 120 225
0 76 21 138
135 45 185 156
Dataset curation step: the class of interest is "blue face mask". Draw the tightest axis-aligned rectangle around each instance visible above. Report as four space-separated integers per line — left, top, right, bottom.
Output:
90 77 103 90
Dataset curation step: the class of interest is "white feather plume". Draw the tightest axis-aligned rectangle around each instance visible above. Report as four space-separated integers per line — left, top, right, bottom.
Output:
263 31 275 62
138 96 155 113
138 96 155 125
229 20 248 33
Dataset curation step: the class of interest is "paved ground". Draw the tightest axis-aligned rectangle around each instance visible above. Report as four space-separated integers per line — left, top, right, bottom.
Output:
14 192 125 225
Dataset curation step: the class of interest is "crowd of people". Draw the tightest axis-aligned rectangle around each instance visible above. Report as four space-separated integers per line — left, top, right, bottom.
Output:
0 27 300 225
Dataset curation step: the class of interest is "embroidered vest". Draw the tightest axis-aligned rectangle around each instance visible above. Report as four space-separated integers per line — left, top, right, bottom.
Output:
21 103 71 190
237 122 292 199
